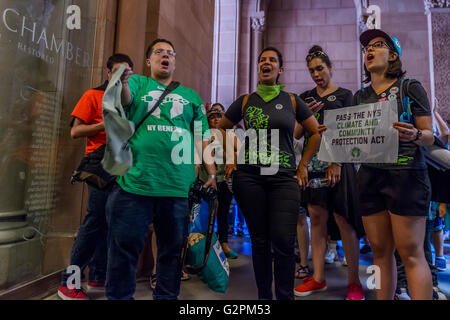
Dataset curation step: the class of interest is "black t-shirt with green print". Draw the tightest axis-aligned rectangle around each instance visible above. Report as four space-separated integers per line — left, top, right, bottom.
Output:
225 91 313 173
352 78 431 170
300 87 353 172
300 87 353 125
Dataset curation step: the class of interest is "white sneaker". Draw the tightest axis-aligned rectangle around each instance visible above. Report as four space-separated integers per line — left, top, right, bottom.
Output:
394 288 410 300
341 257 348 266
324 248 337 264
433 286 447 300
443 230 450 242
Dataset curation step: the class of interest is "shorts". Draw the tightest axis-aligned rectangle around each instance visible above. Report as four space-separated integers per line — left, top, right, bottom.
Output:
301 164 365 239
433 216 445 232
357 166 431 217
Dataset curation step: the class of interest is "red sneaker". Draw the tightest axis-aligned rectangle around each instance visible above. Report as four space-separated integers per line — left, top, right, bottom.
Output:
57 286 89 300
87 281 105 292
294 278 327 297
346 283 365 300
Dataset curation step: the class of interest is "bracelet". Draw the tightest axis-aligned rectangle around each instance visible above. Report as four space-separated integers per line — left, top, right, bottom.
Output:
208 174 216 180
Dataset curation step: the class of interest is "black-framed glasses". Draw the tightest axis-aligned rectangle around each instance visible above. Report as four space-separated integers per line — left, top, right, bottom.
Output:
152 49 177 57
306 51 328 63
362 41 389 54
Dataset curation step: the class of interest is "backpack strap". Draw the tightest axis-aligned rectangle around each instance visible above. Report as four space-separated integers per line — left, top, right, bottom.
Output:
399 78 430 124
289 93 297 116
399 78 412 124
241 94 250 117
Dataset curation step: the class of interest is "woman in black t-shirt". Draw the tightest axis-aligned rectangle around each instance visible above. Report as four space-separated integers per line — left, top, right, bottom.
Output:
294 46 365 300
218 47 321 300
355 29 434 300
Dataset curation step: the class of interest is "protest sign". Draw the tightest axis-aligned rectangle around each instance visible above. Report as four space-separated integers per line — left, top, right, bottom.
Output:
317 99 399 163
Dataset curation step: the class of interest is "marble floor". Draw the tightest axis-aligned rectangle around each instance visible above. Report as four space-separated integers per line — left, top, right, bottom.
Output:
44 235 450 300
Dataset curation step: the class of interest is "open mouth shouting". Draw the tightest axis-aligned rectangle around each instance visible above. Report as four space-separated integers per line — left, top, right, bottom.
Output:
160 59 170 70
262 66 271 73
366 53 375 64
260 65 273 78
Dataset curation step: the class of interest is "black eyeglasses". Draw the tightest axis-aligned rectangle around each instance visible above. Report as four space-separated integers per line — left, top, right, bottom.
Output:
362 41 389 54
306 51 328 63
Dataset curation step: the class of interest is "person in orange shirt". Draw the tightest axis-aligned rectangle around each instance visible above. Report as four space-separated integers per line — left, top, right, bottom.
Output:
58 54 134 300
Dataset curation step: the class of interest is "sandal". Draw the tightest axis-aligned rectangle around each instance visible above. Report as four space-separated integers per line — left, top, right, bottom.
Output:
295 265 311 279
181 271 191 281
150 273 157 289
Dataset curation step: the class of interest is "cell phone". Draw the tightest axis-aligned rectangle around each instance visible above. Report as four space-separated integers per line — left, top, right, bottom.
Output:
305 97 317 104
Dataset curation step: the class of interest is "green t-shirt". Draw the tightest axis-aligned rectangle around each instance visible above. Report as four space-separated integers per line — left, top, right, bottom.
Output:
116 75 209 197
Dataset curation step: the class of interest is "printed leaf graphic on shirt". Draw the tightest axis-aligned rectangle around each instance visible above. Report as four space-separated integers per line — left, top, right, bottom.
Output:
244 106 269 130
245 142 291 167
397 154 413 166
142 91 190 119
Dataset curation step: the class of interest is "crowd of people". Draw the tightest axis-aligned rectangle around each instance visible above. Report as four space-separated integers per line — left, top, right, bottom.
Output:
57 29 449 301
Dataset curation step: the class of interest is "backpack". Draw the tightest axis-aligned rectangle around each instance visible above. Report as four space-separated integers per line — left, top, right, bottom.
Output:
399 78 450 202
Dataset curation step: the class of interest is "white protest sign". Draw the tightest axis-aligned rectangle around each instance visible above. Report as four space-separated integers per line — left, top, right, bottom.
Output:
317 99 399 163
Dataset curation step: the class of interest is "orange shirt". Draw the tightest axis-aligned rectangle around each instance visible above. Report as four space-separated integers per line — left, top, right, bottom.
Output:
71 82 107 155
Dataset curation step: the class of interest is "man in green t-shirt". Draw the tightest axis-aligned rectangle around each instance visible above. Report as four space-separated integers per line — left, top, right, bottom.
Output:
106 39 216 300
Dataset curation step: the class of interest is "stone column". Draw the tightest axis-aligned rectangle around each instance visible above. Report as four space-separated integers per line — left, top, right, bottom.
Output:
250 15 266 92
425 0 450 123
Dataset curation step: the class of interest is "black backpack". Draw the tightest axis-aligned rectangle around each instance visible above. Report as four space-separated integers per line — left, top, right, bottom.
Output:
399 79 450 203
71 145 115 189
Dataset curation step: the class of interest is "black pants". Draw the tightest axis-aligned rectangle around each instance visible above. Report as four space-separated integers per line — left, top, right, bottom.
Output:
217 181 233 244
232 169 300 300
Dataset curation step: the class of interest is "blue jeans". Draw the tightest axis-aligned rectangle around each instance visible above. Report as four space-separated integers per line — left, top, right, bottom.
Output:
105 184 189 300
61 185 109 286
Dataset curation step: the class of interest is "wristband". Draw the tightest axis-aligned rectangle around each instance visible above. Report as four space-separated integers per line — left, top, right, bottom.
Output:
413 129 422 142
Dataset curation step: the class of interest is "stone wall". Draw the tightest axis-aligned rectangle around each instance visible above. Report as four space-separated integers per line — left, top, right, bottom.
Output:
266 0 359 95
369 0 431 99
431 11 450 123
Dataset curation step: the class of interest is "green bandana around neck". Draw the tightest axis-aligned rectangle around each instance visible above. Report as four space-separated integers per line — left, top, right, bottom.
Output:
257 84 286 103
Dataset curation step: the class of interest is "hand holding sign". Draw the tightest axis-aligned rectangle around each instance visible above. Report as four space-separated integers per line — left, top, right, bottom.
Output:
326 163 341 187
393 122 418 142
318 124 327 135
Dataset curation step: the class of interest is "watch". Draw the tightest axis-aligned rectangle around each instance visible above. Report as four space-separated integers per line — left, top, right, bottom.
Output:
208 174 217 180
413 129 422 142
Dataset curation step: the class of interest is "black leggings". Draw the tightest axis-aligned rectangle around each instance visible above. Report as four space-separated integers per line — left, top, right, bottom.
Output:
217 181 233 244
232 168 300 300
